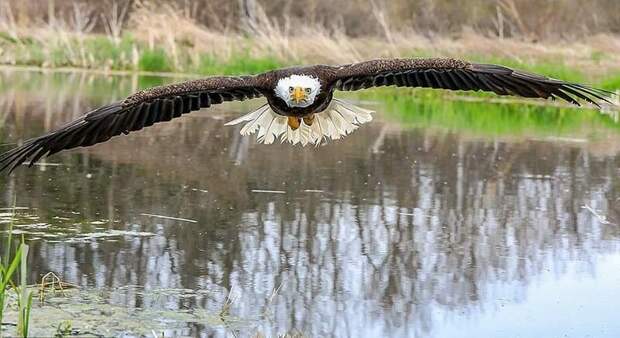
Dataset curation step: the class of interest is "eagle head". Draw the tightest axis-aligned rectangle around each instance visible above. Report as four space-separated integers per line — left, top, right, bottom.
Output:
274 75 321 108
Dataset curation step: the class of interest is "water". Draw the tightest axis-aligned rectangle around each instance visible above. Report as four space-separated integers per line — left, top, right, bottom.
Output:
1 68 619 337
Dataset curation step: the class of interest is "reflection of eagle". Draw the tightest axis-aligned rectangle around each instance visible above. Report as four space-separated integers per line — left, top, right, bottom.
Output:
0 58 613 173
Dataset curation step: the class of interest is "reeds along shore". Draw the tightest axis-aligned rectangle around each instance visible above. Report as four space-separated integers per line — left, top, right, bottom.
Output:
6 0 620 39
0 0 619 85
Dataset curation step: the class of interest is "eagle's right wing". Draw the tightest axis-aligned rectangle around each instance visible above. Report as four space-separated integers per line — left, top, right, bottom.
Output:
330 58 613 107
0 76 267 173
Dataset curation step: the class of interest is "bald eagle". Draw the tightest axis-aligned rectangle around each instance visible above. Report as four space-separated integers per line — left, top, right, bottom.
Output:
0 58 614 173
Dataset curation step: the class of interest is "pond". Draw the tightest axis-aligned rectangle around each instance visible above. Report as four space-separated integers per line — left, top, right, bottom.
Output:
0 68 619 337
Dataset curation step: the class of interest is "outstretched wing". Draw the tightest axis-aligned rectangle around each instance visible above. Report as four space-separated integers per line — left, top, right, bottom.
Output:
0 76 266 173
330 58 613 107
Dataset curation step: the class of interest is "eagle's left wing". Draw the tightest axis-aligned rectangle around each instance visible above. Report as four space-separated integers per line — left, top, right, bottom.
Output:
330 58 613 107
0 76 266 173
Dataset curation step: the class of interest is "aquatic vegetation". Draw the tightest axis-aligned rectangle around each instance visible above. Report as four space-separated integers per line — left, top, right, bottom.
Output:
0 213 33 338
38 272 78 303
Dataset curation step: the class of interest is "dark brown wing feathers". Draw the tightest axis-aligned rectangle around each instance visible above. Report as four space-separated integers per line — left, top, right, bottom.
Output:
123 76 259 105
0 58 614 173
332 58 613 107
0 76 264 173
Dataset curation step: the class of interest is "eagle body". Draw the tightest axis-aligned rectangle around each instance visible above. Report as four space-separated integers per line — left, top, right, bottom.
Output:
259 65 336 117
0 57 614 173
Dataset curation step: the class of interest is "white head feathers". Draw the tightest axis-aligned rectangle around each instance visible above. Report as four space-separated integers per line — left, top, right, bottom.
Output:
274 75 321 108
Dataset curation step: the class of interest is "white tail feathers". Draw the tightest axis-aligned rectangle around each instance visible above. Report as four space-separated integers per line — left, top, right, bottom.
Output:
225 99 374 146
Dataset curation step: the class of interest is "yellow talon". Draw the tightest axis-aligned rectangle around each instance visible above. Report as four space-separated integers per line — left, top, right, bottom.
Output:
288 116 301 130
303 114 315 126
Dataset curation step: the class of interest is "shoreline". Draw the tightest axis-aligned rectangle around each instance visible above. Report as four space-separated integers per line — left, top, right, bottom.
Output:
0 64 199 79
1 27 620 85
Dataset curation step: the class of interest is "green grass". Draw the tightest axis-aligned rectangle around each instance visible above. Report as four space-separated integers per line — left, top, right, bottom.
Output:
591 50 608 63
196 53 284 75
138 48 172 72
0 31 18 43
466 55 588 83
0 208 33 338
1 29 620 92
600 75 620 91
3 31 280 73
359 88 620 137
83 35 137 70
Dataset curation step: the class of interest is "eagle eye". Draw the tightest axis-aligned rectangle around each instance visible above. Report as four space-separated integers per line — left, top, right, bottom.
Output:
305 88 311 94
289 86 294 92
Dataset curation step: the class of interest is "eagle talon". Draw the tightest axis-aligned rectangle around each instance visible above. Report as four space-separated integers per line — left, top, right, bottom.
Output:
303 114 315 126
287 117 301 130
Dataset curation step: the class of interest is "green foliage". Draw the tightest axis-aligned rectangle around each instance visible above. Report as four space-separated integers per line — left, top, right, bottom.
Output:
0 222 18 326
138 48 172 72
196 54 284 75
48 45 71 67
16 240 33 338
0 208 33 338
466 55 587 83
0 31 18 43
91 34 137 70
27 49 46 67
600 75 620 91
591 51 607 63
83 36 130 70
360 88 619 136
1 28 619 92
55 321 73 337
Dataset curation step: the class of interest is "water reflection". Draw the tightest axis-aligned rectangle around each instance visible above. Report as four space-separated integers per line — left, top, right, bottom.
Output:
1 69 619 337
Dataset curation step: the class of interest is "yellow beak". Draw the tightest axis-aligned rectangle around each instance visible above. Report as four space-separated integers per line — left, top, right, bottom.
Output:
291 87 307 104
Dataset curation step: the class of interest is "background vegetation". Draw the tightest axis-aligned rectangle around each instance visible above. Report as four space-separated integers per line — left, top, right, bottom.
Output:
6 0 620 39
0 0 618 82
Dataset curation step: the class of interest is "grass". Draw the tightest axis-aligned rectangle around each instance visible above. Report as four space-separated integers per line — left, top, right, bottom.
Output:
138 48 172 72
2 31 620 89
478 58 587 83
196 54 284 75
359 88 620 137
0 32 287 76
0 207 33 338
600 75 620 91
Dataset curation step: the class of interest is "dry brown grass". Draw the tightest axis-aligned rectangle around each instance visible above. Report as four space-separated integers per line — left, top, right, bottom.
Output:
5 0 620 39
127 1 367 64
1 0 620 77
126 1 620 69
